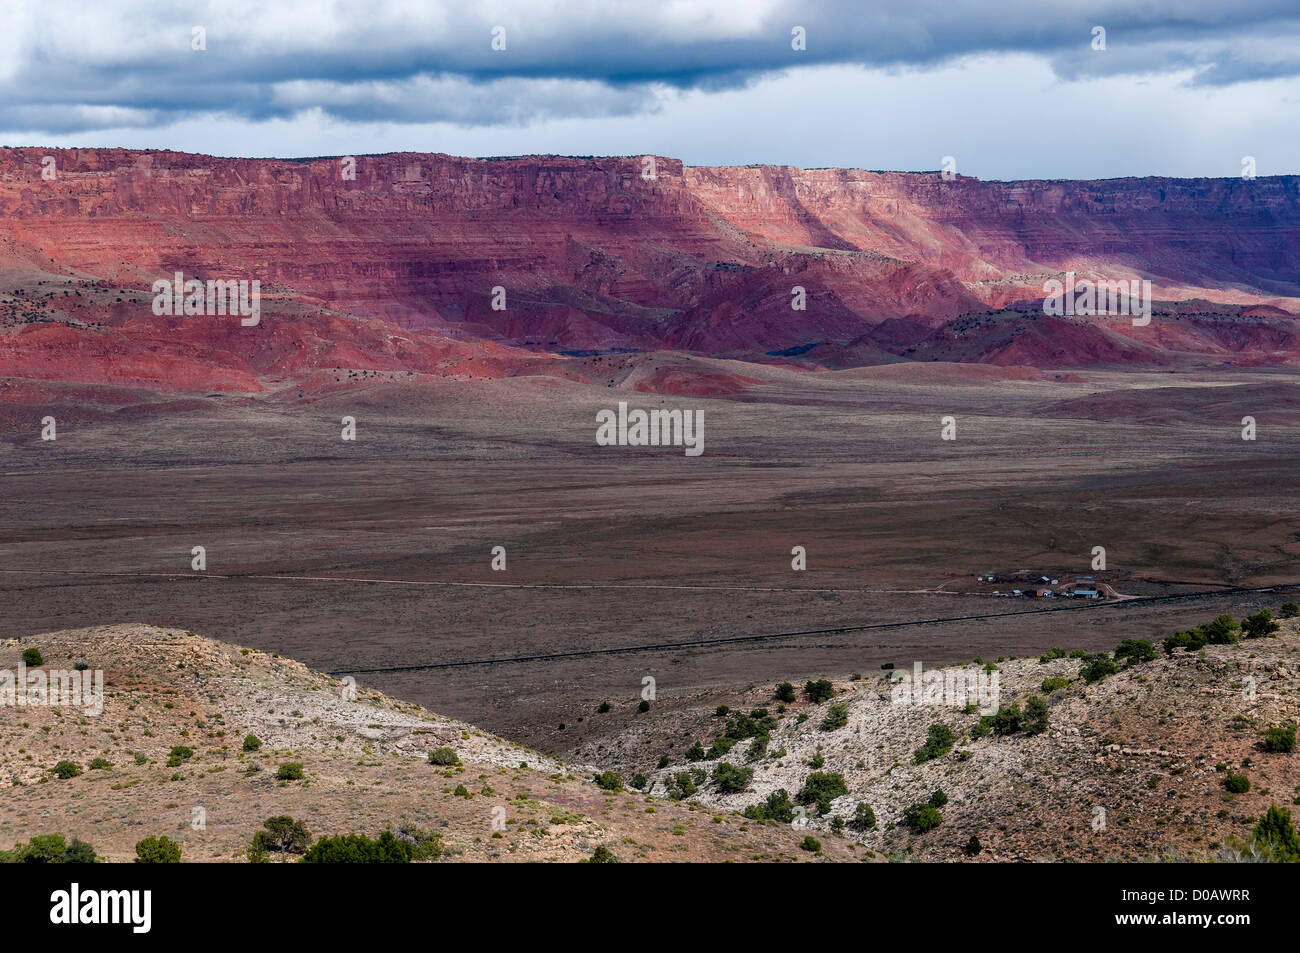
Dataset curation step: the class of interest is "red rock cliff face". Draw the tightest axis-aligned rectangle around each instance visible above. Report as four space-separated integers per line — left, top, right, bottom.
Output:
0 147 1298 386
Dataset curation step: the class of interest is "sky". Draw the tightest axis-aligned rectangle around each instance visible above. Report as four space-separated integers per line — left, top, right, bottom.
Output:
2 0 1299 180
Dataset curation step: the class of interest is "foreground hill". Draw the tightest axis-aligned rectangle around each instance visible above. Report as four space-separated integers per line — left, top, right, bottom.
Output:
0 624 856 862
568 610 1300 861
4 614 1298 862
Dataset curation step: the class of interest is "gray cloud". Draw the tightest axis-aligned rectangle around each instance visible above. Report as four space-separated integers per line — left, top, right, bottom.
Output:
3 0 1300 134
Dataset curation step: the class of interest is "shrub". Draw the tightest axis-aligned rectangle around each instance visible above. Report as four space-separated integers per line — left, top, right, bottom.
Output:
1114 639 1156 665
928 788 948 809
705 736 739 760
242 734 262 752
684 741 706 761
596 701 611 713
804 679 835 703
1252 805 1300 861
1262 723 1297 754
797 771 848 815
1039 648 1067 662
87 758 113 770
275 762 305 781
902 803 943 833
775 682 797 703
711 762 754 794
251 816 311 857
51 760 82 780
393 824 442 861
1164 614 1241 654
427 747 460 766
1243 610 1281 640
800 836 821 853
1022 695 1050 735
1224 772 1251 793
820 704 848 732
0 834 97 864
301 831 411 863
593 771 624 792
134 835 182 864
637 699 650 713
723 709 778 741
21 648 42 666
1280 602 1299 619
1203 614 1242 643
583 846 619 863
976 703 1023 737
914 723 957 763
1163 629 1201 654
964 835 982 856
743 788 794 823
850 802 876 831
63 838 97 864
1079 654 1119 683
666 771 697 800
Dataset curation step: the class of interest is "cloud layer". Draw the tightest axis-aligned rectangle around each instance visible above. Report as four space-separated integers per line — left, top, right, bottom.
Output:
2 1 1299 177
5 1 1300 131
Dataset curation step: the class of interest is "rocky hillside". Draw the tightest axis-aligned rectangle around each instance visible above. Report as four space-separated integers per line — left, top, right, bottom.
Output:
569 610 1300 861
0 624 857 862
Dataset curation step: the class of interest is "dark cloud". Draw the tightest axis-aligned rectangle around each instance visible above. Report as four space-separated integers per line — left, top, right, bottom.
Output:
2 0 1299 133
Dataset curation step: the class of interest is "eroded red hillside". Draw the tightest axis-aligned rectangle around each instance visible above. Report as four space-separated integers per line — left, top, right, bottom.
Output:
1 147 1298 398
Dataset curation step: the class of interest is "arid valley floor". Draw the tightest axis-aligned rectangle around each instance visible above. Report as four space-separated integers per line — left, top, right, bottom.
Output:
3 360 1297 763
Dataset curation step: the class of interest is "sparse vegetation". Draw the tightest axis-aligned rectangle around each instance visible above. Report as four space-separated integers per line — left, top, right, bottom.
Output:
1079 654 1119 684
0 834 97 864
134 835 182 863
797 771 848 815
743 788 795 823
915 722 957 764
1243 609 1281 640
302 831 411 863
1164 614 1240 654
1262 723 1296 754
1251 805 1300 861
712 762 754 794
428 747 461 766
804 679 834 703
820 704 848 732
1224 771 1251 794
850 802 876 831
903 802 943 833
51 760 82 780
249 816 312 860
1114 639 1156 666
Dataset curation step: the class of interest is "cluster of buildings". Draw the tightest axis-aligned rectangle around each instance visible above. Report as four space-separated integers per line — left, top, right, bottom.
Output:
975 572 1103 599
